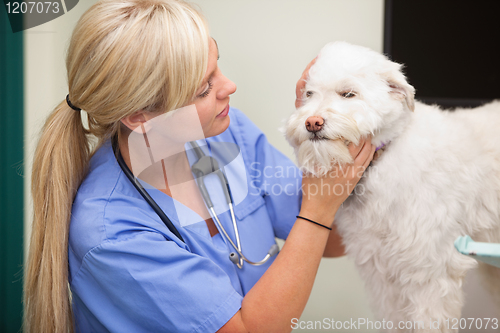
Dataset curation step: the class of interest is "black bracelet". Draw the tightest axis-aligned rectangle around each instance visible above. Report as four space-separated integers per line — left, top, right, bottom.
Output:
296 215 332 231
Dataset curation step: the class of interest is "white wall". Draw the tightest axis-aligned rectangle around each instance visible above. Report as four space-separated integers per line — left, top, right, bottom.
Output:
24 1 497 332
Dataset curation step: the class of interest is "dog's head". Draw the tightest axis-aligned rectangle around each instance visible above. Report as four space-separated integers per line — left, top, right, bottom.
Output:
284 41 415 175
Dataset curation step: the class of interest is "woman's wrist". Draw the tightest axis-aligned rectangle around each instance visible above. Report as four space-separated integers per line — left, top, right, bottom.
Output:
296 215 332 231
297 206 337 229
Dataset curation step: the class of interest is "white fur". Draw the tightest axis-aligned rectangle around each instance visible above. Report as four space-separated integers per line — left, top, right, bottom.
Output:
284 41 500 332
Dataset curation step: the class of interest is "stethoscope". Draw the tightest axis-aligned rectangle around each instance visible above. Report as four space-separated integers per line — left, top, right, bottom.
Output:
114 140 279 269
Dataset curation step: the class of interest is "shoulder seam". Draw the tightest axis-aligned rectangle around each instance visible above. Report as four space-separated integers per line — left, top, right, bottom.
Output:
101 168 125 242
71 230 169 285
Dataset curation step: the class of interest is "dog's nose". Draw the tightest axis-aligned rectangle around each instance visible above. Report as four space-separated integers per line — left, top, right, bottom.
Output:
305 116 324 133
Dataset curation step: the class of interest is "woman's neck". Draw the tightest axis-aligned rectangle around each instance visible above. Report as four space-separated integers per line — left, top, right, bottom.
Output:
118 131 191 193
118 130 219 236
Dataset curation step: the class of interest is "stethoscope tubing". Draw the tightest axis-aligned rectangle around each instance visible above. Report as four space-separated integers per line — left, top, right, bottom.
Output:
114 138 278 268
115 147 185 243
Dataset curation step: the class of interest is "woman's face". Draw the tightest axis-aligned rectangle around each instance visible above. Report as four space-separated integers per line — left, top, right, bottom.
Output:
122 38 236 153
192 38 237 139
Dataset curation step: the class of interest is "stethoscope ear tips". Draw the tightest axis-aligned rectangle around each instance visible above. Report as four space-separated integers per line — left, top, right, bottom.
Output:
229 252 240 265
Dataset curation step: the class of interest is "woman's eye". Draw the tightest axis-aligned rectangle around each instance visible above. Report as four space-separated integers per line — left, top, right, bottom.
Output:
341 91 356 98
198 80 213 98
306 91 313 98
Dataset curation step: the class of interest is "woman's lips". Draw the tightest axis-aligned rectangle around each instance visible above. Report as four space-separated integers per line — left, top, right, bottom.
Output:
216 104 230 118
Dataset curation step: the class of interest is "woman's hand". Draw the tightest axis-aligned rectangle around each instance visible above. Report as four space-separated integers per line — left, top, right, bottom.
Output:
295 57 317 109
299 136 376 227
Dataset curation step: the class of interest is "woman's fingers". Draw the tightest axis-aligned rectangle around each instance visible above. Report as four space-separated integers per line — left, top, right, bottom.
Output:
348 136 370 160
344 137 375 180
362 144 376 169
348 139 364 159
354 138 374 166
295 57 318 109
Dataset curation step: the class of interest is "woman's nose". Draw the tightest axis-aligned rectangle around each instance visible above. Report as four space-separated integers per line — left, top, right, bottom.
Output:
217 75 237 99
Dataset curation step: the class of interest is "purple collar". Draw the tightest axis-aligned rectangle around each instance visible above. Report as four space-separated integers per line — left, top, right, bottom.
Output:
375 141 389 152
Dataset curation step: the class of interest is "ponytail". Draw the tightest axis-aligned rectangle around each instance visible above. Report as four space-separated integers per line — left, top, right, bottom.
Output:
23 0 210 332
24 102 89 333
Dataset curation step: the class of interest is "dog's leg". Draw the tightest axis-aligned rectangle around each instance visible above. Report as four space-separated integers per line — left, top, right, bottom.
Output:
364 271 405 333
355 260 403 332
396 279 465 333
357 248 476 333
362 269 464 333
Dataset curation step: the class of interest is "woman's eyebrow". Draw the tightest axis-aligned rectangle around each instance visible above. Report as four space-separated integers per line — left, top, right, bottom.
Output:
212 38 220 60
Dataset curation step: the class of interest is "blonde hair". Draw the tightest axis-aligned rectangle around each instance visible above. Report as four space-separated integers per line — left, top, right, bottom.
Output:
24 1 209 332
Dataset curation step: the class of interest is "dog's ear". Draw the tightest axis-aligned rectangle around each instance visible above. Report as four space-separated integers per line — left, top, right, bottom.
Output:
382 64 415 112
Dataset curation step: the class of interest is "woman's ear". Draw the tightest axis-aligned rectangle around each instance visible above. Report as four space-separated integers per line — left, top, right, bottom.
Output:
120 110 148 131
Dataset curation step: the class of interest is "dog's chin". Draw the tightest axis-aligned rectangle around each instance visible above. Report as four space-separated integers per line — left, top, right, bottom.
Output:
296 139 353 176
309 135 329 142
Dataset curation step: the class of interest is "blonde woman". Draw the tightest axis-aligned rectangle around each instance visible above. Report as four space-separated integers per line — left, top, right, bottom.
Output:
24 0 375 332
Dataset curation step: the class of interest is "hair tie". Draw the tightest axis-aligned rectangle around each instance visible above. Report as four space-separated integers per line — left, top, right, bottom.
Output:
66 94 81 112
296 215 332 231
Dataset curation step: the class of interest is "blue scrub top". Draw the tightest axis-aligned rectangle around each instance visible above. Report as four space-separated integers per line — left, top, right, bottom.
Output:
68 108 302 332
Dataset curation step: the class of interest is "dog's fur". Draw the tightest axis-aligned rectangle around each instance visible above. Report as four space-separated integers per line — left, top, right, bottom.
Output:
285 41 500 332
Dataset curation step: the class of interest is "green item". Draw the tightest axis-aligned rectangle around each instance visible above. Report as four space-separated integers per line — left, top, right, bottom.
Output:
455 236 500 268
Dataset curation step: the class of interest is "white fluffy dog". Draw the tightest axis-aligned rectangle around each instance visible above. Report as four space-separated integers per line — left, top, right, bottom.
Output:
285 41 500 332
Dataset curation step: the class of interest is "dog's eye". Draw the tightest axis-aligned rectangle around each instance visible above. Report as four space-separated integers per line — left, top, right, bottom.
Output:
306 91 314 98
341 91 356 98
